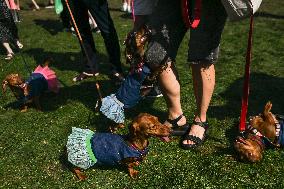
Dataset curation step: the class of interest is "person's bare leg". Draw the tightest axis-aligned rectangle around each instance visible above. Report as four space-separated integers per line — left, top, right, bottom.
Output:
158 62 187 126
31 0 40 10
3 42 14 55
182 63 215 145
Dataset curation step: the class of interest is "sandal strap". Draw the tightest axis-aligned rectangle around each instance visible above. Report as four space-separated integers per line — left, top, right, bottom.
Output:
167 114 183 128
192 120 208 129
183 134 202 144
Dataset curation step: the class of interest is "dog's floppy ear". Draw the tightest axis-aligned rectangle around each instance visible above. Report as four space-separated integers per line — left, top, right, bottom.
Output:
129 114 145 136
129 121 139 136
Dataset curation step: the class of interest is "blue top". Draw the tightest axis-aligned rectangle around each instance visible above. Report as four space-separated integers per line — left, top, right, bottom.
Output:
277 120 284 146
20 73 48 103
90 133 149 166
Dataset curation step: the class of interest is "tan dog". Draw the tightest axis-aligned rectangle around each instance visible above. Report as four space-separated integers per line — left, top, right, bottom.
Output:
234 102 284 162
66 113 171 180
2 57 58 112
2 73 31 112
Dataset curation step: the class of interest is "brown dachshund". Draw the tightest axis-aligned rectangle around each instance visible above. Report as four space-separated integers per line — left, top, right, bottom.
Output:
234 102 284 162
2 57 59 112
124 25 151 74
2 73 31 112
66 113 171 180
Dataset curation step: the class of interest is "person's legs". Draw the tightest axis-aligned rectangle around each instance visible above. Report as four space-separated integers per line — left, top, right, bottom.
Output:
181 0 227 148
121 0 127 12
3 42 13 54
3 42 14 59
158 62 187 126
182 63 215 145
86 0 123 75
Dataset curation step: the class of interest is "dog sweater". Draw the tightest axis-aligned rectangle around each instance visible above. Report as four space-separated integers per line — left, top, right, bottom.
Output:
91 133 149 166
67 127 149 170
22 73 48 103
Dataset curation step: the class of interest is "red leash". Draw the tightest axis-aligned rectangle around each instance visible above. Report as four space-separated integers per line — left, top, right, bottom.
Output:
181 0 201 29
239 16 254 132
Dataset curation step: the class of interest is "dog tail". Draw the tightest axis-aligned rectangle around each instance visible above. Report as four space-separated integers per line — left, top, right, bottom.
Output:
40 57 54 67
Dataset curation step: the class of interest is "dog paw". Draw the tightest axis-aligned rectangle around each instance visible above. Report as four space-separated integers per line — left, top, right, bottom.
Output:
129 169 139 179
20 106 28 112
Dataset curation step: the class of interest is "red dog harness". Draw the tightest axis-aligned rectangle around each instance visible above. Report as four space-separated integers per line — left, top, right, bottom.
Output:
181 0 202 29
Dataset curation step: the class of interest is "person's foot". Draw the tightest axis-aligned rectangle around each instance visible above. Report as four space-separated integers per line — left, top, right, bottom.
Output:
121 2 127 12
45 2 54 8
164 114 189 136
182 118 207 147
92 27 101 34
5 53 14 60
72 71 99 82
164 114 187 127
17 41 23 49
127 5 132 14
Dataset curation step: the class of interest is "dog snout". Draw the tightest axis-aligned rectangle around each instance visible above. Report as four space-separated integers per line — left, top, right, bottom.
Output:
158 124 171 136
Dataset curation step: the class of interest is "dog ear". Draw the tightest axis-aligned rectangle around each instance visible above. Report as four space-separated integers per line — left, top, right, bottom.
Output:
129 122 140 136
263 101 275 124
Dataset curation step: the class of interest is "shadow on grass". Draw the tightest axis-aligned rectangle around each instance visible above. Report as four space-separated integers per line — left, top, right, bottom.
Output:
209 72 284 120
33 19 64 35
23 48 129 76
255 12 284 19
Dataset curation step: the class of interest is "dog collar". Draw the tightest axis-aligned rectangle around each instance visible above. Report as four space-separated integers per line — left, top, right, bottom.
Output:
249 135 265 151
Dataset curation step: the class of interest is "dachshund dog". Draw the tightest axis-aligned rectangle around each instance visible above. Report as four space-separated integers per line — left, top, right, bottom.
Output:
124 25 151 74
234 102 284 162
2 57 59 112
66 113 171 180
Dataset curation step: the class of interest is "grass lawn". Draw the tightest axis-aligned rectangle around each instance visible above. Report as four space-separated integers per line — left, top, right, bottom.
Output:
0 0 284 188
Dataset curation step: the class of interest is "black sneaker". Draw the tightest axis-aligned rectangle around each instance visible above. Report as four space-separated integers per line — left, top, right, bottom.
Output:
144 85 163 98
73 71 99 82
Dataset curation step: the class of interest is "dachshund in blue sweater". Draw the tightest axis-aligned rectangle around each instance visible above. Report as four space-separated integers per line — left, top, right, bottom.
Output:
66 113 171 180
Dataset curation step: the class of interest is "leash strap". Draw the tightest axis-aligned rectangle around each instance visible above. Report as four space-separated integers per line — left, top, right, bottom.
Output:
181 0 201 29
239 16 254 132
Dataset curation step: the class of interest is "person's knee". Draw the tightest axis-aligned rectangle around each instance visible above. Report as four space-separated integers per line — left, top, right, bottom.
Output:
190 61 214 70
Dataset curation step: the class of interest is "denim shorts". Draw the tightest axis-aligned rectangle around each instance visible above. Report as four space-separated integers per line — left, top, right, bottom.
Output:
145 0 227 66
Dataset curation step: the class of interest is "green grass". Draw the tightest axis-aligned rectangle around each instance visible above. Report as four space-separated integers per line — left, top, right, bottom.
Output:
1 0 284 188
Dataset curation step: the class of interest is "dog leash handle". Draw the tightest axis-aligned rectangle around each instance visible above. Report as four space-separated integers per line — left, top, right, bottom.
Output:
239 15 254 132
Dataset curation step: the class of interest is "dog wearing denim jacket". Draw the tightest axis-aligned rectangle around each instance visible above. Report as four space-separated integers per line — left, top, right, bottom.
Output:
66 113 171 180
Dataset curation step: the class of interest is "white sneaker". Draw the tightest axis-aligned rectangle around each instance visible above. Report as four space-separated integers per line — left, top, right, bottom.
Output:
127 5 132 13
121 3 127 12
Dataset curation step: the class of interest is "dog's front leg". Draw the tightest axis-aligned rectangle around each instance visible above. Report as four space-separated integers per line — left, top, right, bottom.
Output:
33 96 42 111
127 161 140 179
120 157 140 179
20 105 28 112
73 167 87 181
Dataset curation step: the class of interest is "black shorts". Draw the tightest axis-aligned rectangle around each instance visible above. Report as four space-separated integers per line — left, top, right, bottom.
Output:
145 0 227 67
